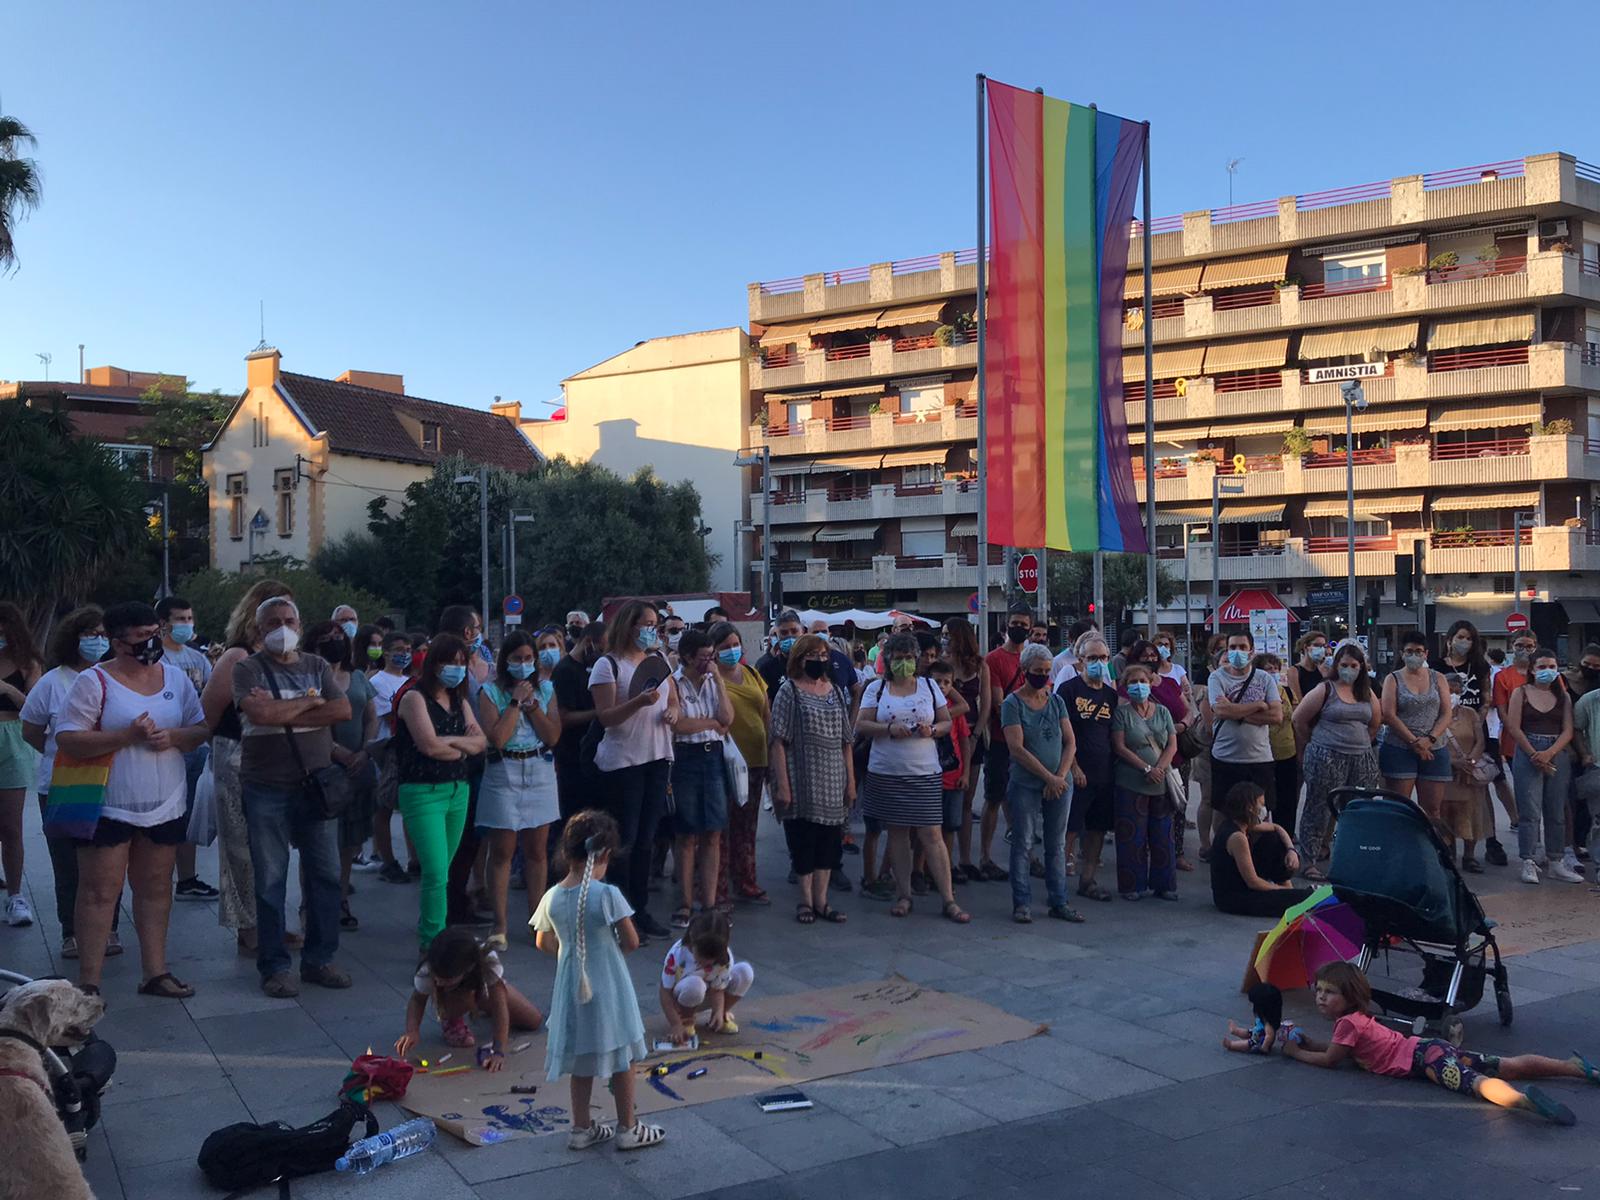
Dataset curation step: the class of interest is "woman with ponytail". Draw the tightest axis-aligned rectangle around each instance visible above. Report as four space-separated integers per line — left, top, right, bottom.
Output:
532 809 664 1152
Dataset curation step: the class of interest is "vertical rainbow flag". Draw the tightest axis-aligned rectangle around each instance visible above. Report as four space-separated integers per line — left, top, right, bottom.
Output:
985 80 1147 552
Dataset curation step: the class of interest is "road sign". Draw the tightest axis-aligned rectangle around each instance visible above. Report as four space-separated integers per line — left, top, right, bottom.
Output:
503 594 524 616
967 592 980 614
1339 380 1366 409
249 509 269 531
1016 553 1039 595
1506 612 1529 635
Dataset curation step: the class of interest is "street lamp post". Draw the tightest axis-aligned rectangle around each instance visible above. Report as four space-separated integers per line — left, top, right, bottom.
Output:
1211 474 1246 635
1512 509 1534 611
733 446 772 619
454 469 490 635
1182 521 1194 671
508 511 535 599
1341 376 1369 637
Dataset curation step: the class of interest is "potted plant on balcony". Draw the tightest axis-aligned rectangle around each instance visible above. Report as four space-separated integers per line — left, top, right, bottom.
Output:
934 324 956 347
1193 448 1223 466
1530 418 1574 437
1281 427 1313 460
1394 263 1428 277
1426 251 1460 279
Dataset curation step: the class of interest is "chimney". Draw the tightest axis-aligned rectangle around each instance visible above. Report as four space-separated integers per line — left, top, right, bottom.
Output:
490 394 522 424
336 369 405 395
246 345 281 389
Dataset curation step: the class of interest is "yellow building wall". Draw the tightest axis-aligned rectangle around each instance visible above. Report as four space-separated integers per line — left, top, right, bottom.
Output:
316 453 431 554
520 328 750 590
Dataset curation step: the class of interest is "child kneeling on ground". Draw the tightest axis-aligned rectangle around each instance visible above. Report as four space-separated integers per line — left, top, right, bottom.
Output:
1284 961 1599 1125
394 926 543 1069
659 910 754 1042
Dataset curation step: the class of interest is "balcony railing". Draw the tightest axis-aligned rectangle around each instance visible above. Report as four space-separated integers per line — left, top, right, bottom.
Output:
825 413 873 432
1218 537 1288 556
1430 437 1530 460
1583 346 1600 368
1428 345 1530 372
1130 460 1190 479
1304 447 1397 469
1421 159 1526 190
1214 369 1284 394
1305 535 1398 553
1124 379 1182 402
764 422 804 438
895 554 944 569
1429 529 1532 548
893 334 937 352
955 401 978 419
957 548 1008 567
1300 274 1390 301
824 343 871 362
761 349 801 368
1426 255 1527 283
1211 288 1279 311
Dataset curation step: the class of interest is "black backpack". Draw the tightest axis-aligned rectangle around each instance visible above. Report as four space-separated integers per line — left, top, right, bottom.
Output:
197 1100 377 1195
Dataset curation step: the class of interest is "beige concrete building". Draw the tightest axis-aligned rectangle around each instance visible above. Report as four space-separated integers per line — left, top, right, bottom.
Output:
202 347 539 571
517 327 750 591
747 151 1600 651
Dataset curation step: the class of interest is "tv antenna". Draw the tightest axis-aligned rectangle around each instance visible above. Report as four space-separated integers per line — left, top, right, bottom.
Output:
1225 157 1244 211
35 351 51 380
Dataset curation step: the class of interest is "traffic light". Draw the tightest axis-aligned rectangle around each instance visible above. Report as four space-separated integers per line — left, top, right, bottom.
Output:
1363 587 1380 627
1394 555 1413 607
1087 601 1096 617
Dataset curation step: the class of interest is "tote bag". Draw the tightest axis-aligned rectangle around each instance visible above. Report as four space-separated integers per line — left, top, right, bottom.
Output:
43 668 112 841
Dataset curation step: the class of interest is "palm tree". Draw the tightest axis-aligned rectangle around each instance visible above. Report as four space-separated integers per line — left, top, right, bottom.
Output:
0 115 42 273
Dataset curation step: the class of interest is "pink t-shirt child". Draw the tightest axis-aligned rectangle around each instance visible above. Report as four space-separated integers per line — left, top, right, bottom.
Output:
1332 1011 1418 1077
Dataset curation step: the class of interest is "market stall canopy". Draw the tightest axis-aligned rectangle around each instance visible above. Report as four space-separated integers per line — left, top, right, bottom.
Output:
1211 588 1298 625
793 608 937 631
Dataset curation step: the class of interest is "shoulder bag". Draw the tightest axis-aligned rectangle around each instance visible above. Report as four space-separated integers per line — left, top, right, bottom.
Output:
578 655 618 770
43 669 112 840
257 654 352 823
923 677 960 773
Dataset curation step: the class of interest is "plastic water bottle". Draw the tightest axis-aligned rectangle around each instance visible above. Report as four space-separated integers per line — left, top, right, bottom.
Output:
334 1117 438 1176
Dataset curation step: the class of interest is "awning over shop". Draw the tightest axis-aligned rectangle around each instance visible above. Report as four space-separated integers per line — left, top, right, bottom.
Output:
1302 405 1427 433
875 301 947 327
949 517 978 537
1298 320 1420 362
757 320 812 348
1212 589 1297 625
1123 261 1205 301
1200 252 1290 291
1430 489 1540 511
807 311 883 337
769 525 822 543
815 522 880 542
1204 336 1290 373
1560 598 1600 625
1123 345 1206 383
1428 401 1541 432
1428 312 1535 351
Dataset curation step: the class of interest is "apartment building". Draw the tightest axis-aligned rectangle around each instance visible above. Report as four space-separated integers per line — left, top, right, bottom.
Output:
1 365 188 480
747 151 1600 650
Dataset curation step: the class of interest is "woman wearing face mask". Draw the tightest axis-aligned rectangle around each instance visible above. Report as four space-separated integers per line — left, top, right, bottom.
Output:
19 607 121 957
1153 631 1188 690
477 629 563 948
55 602 210 998
1002 643 1080 922
201 577 292 954
369 631 420 883
1258 652 1304 840
1126 640 1198 869
944 620 991 882
1378 630 1454 820
858 633 968 922
1294 633 1331 698
394 633 489 950
304 619 379 932
1293 643 1382 881
1059 635 1118 897
710 622 772 909
1436 620 1515 867
356 624 386 676
1440 672 1490 872
0 602 43 929
1506 649 1583 885
589 599 680 943
1111 662 1179 902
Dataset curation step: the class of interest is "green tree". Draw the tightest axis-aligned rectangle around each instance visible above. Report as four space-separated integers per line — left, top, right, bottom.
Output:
1044 551 1178 625
175 563 392 644
0 403 146 629
137 378 236 580
0 114 41 272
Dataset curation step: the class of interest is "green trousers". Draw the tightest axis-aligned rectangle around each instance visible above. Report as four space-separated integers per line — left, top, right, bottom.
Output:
397 780 469 949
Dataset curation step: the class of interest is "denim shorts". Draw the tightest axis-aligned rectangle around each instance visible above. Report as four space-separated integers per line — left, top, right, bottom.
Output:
670 742 728 834
1377 734 1452 783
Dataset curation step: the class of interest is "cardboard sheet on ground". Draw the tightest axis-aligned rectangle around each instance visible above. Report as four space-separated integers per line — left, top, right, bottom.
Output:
400 977 1045 1145
1480 886 1598 956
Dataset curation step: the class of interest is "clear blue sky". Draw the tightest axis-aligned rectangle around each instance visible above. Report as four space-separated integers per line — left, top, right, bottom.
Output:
2 1 1589 407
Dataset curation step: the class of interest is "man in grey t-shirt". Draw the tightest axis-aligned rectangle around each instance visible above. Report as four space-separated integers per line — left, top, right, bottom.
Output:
1206 629 1283 829
233 596 352 998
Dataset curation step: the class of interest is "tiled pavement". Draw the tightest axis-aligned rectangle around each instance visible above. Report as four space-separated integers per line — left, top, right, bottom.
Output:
4 805 1599 1200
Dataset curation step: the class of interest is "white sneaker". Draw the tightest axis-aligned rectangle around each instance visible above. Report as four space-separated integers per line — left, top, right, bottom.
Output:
1561 848 1580 873
5 895 32 926
1548 861 1585 884
350 853 382 873
1521 859 1541 885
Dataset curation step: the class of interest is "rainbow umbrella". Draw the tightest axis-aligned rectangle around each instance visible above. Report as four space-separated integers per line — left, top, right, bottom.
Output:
1253 886 1365 990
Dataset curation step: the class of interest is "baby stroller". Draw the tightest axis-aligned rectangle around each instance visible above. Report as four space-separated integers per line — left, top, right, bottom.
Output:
1326 787 1512 1034
0 970 118 1162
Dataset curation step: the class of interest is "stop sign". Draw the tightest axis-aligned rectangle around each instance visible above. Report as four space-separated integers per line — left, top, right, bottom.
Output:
1506 612 1529 635
1016 553 1039 594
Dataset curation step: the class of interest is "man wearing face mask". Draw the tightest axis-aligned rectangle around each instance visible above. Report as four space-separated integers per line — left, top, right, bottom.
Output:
434 605 495 925
757 611 805 702
331 604 360 642
975 604 1036 881
233 597 352 997
1294 633 1331 699
808 620 859 696
661 613 687 668
156 596 222 903
564 610 590 651
1206 629 1283 825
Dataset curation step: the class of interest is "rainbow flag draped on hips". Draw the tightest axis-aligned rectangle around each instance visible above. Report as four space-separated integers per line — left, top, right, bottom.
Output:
985 79 1147 553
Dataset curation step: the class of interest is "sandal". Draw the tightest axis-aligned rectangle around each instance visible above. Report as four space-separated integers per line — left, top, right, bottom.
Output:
978 860 1009 882
1461 857 1483 874
1012 906 1032 924
568 1122 616 1151
616 1121 666 1151
795 904 817 925
339 903 359 931
738 887 772 906
942 901 971 924
817 907 848 924
1176 857 1196 873
1077 881 1114 903
1048 905 1086 923
890 897 912 918
1197 849 1211 863
485 933 509 951
670 907 692 929
1301 866 1329 884
137 972 195 999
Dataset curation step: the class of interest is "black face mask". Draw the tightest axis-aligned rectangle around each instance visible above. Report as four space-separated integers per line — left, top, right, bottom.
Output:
568 624 585 643
1006 625 1028 644
1583 667 1600 682
803 660 828 680
126 635 164 665
315 641 345 661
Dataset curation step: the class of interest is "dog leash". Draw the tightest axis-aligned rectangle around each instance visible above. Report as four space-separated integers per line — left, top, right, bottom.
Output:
0 1027 53 1099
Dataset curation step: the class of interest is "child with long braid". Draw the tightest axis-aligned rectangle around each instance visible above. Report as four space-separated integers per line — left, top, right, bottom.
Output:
532 809 665 1151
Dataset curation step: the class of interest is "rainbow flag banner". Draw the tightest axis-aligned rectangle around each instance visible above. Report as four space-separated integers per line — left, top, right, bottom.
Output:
985 80 1147 552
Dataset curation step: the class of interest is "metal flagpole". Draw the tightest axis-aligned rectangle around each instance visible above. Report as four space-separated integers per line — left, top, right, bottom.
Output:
1142 123 1157 639
975 72 991 653
1093 550 1104 630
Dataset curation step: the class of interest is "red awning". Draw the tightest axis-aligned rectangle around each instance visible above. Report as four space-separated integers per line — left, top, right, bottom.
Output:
1212 589 1298 625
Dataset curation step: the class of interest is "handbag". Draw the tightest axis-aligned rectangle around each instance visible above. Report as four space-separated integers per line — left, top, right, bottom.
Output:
723 735 750 807
578 655 617 771
257 654 352 823
187 758 218 846
925 678 960 773
43 668 112 841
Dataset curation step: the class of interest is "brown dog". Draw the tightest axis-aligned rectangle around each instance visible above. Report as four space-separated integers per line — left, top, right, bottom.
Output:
0 980 106 1200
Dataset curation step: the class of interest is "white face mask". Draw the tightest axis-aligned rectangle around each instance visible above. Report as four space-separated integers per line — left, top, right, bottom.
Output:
264 626 300 654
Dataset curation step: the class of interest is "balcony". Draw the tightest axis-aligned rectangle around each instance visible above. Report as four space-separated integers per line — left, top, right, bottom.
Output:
757 479 980 525
751 405 978 458
750 338 977 393
749 249 982 326
1183 537 1401 582
793 552 999 592
1423 255 1529 308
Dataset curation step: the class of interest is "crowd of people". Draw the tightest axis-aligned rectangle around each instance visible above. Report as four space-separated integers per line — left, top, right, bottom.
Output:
5 592 1600 1145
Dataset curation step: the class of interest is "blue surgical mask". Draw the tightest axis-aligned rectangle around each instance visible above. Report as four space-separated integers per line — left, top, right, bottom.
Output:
538 648 561 670
469 634 483 650
391 652 411 669
439 664 467 688
1309 646 1326 663
1157 644 1171 661
78 636 109 662
508 661 537 680
169 623 195 645
1535 668 1559 686
1338 666 1359 685
636 627 659 651
717 648 743 668
340 621 358 639
1085 660 1106 680
1403 653 1425 670
1228 649 1250 669
1126 682 1151 702
778 636 797 654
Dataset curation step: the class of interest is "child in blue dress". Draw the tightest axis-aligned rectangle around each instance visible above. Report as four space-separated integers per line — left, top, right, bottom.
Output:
531 809 664 1152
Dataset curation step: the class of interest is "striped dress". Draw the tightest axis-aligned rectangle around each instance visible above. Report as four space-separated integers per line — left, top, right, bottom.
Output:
859 678 946 828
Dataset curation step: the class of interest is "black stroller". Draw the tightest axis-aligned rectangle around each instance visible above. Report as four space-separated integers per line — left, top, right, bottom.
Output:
0 970 117 1162
1327 787 1513 1034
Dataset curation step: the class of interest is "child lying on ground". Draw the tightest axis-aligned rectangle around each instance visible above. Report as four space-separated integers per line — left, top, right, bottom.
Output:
1283 961 1598 1125
1223 982 1296 1055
